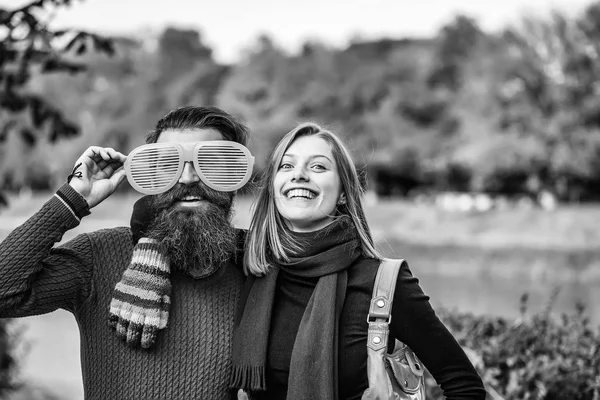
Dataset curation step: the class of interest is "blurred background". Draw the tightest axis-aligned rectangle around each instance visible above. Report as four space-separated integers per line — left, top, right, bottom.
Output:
0 0 599 399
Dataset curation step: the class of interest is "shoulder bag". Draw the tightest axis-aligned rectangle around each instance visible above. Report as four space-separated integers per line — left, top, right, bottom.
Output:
362 258 426 400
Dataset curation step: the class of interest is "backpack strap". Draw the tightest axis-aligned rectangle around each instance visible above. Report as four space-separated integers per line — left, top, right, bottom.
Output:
367 258 404 352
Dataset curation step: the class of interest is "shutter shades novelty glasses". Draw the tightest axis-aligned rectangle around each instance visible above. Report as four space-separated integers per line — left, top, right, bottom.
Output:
125 141 255 195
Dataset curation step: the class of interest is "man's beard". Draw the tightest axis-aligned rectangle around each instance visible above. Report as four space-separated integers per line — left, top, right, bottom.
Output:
146 183 238 279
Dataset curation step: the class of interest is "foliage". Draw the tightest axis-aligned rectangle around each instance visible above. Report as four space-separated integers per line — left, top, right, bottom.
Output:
428 15 484 90
0 0 113 190
2 3 600 201
0 1 113 397
0 0 113 144
495 4 600 200
426 295 600 400
0 320 17 397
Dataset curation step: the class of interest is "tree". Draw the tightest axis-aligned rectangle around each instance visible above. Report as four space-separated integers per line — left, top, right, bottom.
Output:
0 0 114 191
428 15 483 90
497 8 600 200
0 322 16 397
0 0 113 394
157 27 213 79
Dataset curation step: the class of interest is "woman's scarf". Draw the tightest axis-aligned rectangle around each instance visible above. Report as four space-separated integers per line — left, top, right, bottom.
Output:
230 217 361 400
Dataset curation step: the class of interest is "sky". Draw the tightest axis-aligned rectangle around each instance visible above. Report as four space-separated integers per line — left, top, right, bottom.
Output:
2 0 596 63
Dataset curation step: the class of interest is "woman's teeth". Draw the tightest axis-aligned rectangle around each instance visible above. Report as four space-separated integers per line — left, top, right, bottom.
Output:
286 189 316 199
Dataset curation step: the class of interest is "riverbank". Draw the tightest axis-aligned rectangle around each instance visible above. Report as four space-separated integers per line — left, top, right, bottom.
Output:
3 192 600 249
3 193 600 284
365 197 600 252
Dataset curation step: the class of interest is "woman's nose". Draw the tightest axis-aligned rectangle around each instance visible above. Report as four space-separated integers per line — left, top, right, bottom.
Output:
178 161 200 185
292 166 308 182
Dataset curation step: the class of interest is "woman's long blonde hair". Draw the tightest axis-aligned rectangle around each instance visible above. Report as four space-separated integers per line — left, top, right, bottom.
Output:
244 122 382 276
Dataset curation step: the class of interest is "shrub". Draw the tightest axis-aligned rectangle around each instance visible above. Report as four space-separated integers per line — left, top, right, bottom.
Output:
426 294 600 399
0 319 17 397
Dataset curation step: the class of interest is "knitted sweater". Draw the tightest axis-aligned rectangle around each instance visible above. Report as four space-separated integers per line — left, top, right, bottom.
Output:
0 184 245 400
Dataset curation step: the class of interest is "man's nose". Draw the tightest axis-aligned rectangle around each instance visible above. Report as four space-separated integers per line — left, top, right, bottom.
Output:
178 161 200 185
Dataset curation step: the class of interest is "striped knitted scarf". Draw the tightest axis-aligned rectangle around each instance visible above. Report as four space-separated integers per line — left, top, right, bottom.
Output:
108 238 171 349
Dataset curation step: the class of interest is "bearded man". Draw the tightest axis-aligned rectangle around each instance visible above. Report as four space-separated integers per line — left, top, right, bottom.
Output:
0 106 252 400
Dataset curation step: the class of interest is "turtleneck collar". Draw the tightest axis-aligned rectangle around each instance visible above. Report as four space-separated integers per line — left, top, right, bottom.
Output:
278 216 362 278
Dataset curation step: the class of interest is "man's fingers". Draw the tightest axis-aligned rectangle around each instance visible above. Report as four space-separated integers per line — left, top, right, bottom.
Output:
81 146 126 163
75 147 105 173
75 147 127 177
105 148 127 163
96 147 127 163
99 148 117 162
101 162 117 177
96 159 109 171
109 168 127 187
81 146 103 161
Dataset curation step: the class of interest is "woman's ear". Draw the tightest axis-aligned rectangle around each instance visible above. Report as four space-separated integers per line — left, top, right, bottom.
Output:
337 193 347 205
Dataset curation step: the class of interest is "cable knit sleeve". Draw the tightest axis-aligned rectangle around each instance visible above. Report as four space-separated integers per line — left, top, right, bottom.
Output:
390 261 486 400
0 184 94 316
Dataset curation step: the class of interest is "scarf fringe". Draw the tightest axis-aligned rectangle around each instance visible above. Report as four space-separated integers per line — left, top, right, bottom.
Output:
230 365 266 391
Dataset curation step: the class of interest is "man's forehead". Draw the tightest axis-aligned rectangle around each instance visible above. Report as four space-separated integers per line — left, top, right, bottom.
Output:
157 128 223 143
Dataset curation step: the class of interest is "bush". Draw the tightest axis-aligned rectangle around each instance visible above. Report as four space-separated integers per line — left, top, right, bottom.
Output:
0 320 62 400
0 319 17 397
427 294 600 399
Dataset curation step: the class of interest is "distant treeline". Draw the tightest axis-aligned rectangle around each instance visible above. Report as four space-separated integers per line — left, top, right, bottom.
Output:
4 2 600 201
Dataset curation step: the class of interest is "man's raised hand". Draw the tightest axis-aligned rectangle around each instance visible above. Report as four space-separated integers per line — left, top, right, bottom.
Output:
68 146 128 208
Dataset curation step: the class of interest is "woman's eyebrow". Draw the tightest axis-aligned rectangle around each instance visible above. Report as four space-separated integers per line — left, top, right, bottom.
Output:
283 153 333 163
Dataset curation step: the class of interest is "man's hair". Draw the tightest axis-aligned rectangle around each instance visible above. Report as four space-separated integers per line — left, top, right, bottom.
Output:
245 122 382 276
146 106 250 145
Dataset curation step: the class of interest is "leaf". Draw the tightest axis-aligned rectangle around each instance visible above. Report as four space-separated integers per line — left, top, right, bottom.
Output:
92 35 115 56
28 96 51 128
0 120 16 143
26 48 51 63
49 115 78 142
63 32 83 52
22 0 74 12
20 10 39 30
52 29 70 38
0 47 18 64
0 9 11 25
0 92 27 112
76 40 86 55
19 127 36 146
42 58 86 73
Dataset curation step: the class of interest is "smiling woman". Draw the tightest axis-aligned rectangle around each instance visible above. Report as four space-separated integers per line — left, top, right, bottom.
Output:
246 122 378 276
231 122 486 400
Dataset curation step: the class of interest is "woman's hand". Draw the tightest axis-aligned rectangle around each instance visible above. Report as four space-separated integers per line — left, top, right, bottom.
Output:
68 146 128 208
237 389 251 400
